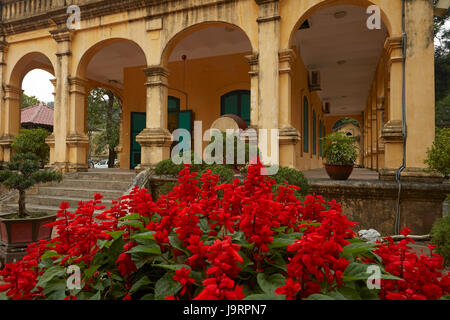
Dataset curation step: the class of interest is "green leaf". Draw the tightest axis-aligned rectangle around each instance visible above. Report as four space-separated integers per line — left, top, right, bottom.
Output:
440 294 450 300
127 244 161 255
40 250 61 260
89 291 102 300
141 293 155 300
154 272 182 300
169 236 189 254
337 286 362 300
257 273 286 296
108 230 125 240
131 231 155 240
154 264 190 272
342 242 376 256
36 266 65 288
343 262 374 281
119 220 144 228
244 293 283 300
119 213 141 221
306 294 336 300
130 276 151 294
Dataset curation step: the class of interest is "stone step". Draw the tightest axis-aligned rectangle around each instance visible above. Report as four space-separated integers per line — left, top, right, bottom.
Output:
2 203 60 215
24 195 118 209
57 179 132 190
70 171 136 182
36 186 124 200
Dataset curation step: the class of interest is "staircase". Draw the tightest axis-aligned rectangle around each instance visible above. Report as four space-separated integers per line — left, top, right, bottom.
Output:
1 169 137 216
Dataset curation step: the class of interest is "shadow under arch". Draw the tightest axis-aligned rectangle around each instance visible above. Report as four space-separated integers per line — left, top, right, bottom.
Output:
76 38 148 79
288 0 393 48
9 52 55 88
161 21 254 67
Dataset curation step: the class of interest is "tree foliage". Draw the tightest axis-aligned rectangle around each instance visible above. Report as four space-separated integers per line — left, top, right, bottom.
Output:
11 128 51 164
0 153 61 218
21 93 42 109
87 88 121 167
424 128 450 177
322 132 358 166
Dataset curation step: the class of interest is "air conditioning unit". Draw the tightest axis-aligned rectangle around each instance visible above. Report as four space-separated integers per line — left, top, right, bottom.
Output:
309 71 321 91
322 102 330 114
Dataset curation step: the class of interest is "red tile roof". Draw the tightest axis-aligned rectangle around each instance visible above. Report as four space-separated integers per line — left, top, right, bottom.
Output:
21 104 54 127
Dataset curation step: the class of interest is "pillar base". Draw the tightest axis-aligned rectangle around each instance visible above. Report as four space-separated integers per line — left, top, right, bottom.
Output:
279 126 300 168
66 133 89 172
136 128 172 170
379 168 444 184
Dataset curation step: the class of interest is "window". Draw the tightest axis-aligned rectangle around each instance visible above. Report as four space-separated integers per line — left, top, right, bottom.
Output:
319 120 323 157
303 97 309 153
312 110 317 155
168 96 181 133
221 90 250 126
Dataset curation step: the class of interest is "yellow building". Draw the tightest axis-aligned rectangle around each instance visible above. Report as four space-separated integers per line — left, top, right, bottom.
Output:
0 0 443 182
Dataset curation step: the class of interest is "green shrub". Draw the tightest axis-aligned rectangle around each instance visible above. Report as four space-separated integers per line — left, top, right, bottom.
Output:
241 165 310 198
208 132 260 167
425 128 450 177
155 182 179 199
11 128 51 163
201 164 235 184
271 166 310 196
154 151 206 175
431 215 450 266
321 132 358 165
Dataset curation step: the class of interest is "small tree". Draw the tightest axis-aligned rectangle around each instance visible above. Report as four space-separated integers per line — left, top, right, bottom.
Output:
11 128 51 164
321 132 358 165
425 128 450 177
0 153 61 218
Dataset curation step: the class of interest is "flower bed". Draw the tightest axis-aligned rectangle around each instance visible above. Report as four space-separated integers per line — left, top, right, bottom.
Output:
0 163 449 300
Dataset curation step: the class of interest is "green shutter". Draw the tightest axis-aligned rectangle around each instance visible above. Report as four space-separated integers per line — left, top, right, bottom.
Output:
223 94 238 115
303 97 309 153
240 92 251 126
313 110 317 155
130 112 146 169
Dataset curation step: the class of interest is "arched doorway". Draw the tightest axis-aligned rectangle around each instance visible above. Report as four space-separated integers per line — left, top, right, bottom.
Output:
289 2 389 170
1 52 55 164
161 22 253 154
76 39 147 170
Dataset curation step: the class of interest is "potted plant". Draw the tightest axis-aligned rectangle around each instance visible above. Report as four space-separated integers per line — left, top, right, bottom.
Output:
0 152 62 265
322 132 358 180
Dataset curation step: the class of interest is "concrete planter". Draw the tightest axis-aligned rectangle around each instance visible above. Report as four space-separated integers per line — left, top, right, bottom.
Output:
0 213 56 265
324 164 354 180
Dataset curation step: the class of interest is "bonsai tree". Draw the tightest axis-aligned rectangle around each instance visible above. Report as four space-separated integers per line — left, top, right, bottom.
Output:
322 132 358 165
424 128 450 178
0 153 61 218
11 128 51 166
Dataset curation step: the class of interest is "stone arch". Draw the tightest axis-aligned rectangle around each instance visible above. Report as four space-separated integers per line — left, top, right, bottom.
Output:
161 21 255 66
8 52 55 89
76 38 148 79
285 0 394 49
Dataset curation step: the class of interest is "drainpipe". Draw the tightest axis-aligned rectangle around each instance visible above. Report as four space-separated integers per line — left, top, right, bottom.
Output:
394 0 408 235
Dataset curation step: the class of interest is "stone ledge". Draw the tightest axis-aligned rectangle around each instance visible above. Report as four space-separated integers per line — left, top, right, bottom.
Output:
379 168 445 184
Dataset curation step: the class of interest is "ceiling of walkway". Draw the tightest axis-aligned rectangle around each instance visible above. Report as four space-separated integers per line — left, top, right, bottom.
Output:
293 5 387 115
85 41 147 89
168 25 252 62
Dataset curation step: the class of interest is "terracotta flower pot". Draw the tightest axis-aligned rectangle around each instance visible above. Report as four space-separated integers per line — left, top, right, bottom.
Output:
324 164 354 181
0 213 56 265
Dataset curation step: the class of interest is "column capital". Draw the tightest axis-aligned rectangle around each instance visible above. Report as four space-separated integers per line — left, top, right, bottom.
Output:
4 85 23 99
50 28 73 43
143 66 170 87
279 49 296 74
381 120 403 142
384 36 403 66
68 77 87 95
255 0 280 23
136 128 172 147
0 40 9 53
245 53 259 76
278 126 301 145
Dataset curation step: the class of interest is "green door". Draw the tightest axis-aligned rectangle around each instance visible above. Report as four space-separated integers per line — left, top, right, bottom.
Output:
130 112 146 169
221 90 251 126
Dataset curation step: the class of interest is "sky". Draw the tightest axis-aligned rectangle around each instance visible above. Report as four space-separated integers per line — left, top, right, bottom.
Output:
21 19 449 104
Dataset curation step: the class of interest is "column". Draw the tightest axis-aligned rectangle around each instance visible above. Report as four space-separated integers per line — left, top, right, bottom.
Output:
66 76 89 172
371 86 378 170
0 37 7 164
255 0 281 166
245 53 259 129
380 36 404 179
0 85 22 162
50 28 72 172
278 49 300 168
376 97 385 169
45 78 57 168
135 65 172 171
